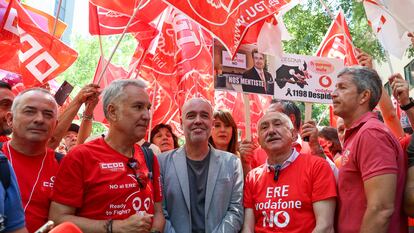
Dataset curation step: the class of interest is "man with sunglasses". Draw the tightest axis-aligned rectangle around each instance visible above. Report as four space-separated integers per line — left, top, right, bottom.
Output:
158 98 244 233
50 79 165 233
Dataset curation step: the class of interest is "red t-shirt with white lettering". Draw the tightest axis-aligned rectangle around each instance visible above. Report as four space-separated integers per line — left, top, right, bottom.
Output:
244 153 336 233
52 138 162 220
1 143 59 233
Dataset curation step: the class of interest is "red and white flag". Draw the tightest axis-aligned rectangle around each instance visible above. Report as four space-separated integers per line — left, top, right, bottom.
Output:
363 0 411 58
88 2 160 39
316 10 358 66
140 8 214 135
0 0 77 87
162 0 291 58
89 0 167 17
92 56 128 124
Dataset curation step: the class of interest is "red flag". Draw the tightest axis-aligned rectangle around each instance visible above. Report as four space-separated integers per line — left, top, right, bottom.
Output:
92 56 128 124
140 8 214 135
88 2 159 41
316 10 358 66
162 0 290 57
0 0 77 87
214 91 272 140
22 3 67 38
89 0 167 18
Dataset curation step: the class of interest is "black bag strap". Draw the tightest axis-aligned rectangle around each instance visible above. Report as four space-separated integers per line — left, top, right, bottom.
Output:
141 146 154 182
0 155 10 190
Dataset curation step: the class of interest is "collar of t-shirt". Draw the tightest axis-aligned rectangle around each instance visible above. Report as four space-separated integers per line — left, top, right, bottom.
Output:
265 148 300 172
344 111 377 142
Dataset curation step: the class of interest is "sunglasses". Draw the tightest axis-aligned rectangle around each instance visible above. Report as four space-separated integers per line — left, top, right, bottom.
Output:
127 158 148 189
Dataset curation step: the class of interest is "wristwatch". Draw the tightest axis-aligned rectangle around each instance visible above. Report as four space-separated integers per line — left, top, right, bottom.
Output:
400 97 414 111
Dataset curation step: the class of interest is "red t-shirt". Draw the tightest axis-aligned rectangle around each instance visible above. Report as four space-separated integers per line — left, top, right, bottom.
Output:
1 142 60 233
251 141 311 169
337 112 407 233
244 153 337 233
52 138 162 220
0 135 10 143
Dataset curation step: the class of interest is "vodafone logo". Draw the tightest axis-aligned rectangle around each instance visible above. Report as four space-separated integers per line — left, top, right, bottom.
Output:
319 75 332 88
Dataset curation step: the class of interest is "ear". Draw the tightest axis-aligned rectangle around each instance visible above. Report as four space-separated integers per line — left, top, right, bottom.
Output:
107 104 118 122
359 90 371 107
6 111 13 127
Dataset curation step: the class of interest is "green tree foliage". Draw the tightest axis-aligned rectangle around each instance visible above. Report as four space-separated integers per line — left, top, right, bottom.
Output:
283 1 385 60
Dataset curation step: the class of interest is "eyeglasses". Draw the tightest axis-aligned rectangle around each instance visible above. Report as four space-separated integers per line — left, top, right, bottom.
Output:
127 158 148 189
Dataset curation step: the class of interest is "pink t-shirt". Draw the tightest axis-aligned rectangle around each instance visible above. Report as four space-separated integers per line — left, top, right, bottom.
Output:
337 112 407 233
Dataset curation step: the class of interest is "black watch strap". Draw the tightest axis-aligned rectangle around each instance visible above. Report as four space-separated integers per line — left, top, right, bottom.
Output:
400 97 414 111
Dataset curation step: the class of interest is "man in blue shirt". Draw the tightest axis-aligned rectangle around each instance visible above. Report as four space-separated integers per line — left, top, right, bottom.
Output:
0 153 27 233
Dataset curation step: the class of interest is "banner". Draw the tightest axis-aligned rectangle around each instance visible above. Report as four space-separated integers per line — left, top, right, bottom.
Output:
162 0 290 57
271 54 344 104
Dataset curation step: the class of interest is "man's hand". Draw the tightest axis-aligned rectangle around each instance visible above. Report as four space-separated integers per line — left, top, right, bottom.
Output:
84 95 100 117
301 121 324 158
356 48 373 69
390 73 410 106
73 84 100 105
409 32 414 46
239 140 257 164
113 213 153 233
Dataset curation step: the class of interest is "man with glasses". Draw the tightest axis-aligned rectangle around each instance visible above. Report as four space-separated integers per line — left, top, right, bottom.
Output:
50 79 165 233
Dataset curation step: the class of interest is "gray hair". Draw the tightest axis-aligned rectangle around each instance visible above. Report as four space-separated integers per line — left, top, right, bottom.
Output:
11 88 57 114
102 79 147 118
338 66 382 110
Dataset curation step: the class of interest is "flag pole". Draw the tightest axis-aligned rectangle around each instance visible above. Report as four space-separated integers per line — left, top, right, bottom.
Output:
318 0 356 52
96 0 144 85
147 81 158 140
51 0 63 38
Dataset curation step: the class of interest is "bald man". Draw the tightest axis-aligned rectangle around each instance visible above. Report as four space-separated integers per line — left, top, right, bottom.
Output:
158 98 244 233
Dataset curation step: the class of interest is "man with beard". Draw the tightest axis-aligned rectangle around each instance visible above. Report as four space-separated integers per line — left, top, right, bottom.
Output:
158 98 244 233
0 81 14 142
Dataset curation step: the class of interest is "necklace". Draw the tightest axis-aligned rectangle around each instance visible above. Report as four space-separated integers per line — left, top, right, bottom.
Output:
7 142 48 212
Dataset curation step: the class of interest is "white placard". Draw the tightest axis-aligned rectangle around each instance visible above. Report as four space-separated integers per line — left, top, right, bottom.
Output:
270 54 344 104
222 51 246 69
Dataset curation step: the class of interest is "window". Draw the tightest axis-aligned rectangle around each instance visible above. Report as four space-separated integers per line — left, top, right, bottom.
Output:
54 0 66 21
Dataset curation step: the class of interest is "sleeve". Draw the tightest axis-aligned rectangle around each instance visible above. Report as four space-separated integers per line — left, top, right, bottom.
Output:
152 156 162 202
4 162 25 232
243 171 254 209
311 158 337 202
357 130 399 181
51 147 85 208
212 157 244 233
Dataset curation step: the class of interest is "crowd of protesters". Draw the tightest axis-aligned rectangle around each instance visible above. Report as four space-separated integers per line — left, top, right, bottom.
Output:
1 42 414 233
